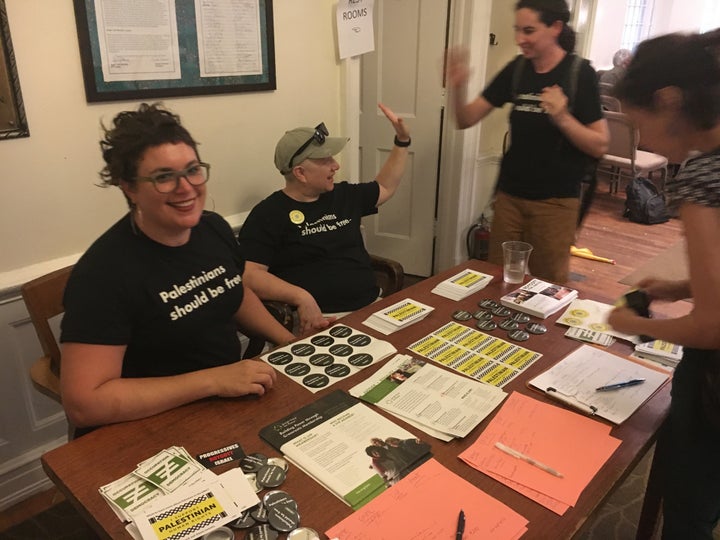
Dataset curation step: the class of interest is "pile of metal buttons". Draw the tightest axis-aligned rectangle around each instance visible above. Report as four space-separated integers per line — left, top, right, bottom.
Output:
232 453 320 540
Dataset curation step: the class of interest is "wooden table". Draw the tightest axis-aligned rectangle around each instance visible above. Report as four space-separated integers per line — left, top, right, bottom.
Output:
42 260 669 539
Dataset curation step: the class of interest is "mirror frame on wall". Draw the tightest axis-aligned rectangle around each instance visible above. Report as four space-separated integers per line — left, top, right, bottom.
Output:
0 0 29 140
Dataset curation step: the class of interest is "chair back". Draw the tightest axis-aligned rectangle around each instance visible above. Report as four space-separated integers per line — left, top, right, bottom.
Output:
21 265 73 401
600 95 622 112
604 111 637 167
598 82 613 96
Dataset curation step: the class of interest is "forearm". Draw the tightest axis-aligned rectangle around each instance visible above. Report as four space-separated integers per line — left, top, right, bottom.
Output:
65 369 218 427
623 311 720 350
551 113 609 158
243 267 314 310
235 286 295 345
375 145 409 200
450 88 491 129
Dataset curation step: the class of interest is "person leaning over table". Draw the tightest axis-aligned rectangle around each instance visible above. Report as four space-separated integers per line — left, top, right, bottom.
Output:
237 103 410 335
446 0 608 283
607 29 720 540
60 103 295 437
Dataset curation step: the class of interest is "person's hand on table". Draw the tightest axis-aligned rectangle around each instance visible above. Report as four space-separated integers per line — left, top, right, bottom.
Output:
297 296 336 336
607 305 645 335
212 360 277 397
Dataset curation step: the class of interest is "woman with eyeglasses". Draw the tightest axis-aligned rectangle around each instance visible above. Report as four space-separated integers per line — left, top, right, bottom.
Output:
60 103 295 436
608 30 720 539
446 0 608 284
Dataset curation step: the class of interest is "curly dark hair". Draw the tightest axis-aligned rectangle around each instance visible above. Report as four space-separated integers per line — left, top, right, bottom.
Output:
614 30 720 130
515 0 576 53
99 103 200 188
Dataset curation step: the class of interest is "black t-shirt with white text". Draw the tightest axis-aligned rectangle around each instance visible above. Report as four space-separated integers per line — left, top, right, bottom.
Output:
483 54 603 199
61 212 245 378
238 181 380 312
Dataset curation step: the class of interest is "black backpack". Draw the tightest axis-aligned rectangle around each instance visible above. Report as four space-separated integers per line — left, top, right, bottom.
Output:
624 177 669 224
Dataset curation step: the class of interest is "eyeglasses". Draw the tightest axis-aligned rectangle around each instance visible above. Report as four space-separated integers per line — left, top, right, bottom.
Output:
136 162 211 193
287 122 329 170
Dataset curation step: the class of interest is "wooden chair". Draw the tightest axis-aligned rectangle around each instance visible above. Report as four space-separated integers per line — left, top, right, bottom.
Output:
21 265 73 404
598 111 668 194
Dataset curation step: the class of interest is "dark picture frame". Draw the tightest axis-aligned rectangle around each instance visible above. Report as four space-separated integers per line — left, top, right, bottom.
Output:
72 0 276 103
0 0 29 140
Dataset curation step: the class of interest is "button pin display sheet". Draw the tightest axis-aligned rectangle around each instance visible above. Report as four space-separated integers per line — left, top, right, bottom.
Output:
261 325 397 392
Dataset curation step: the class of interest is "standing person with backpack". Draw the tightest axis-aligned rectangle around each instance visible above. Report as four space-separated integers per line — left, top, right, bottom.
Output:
446 0 608 283
608 30 720 539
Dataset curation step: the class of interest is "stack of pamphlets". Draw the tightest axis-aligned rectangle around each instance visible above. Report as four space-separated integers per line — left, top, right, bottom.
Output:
431 269 494 300
259 390 433 510
633 340 683 369
349 354 507 441
363 298 434 334
500 279 578 319
99 446 259 540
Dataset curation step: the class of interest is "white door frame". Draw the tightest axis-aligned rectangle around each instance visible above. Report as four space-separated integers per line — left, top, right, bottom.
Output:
343 0 492 274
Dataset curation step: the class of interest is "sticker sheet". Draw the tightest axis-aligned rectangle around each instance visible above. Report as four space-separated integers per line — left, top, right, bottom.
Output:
261 325 397 392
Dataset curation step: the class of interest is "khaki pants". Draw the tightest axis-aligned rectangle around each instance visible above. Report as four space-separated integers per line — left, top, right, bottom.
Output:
488 191 579 284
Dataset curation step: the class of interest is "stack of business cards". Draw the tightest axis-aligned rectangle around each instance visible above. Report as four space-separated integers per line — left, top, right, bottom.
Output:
363 298 434 334
431 269 494 300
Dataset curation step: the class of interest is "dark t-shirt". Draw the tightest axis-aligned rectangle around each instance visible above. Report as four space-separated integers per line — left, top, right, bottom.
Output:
238 181 380 312
61 212 245 378
483 54 603 199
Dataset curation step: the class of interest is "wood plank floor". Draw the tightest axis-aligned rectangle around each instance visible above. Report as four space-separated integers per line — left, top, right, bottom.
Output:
0 184 689 536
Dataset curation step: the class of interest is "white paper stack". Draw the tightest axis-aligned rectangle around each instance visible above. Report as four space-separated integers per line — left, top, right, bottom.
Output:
363 298 435 334
633 340 683 369
99 446 260 540
431 269 494 300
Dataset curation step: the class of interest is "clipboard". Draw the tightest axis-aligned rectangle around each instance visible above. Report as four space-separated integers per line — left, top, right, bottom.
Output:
527 344 671 424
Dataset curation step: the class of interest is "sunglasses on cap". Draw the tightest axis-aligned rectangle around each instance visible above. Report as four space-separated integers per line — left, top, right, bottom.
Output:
287 122 329 170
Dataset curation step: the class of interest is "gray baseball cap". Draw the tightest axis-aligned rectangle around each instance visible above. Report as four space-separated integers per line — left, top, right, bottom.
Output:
274 123 348 174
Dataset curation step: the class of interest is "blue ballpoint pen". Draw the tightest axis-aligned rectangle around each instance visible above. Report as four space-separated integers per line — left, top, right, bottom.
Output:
456 509 465 540
595 378 645 391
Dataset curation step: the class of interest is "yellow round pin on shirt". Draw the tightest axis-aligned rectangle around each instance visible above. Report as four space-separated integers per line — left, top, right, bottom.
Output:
289 210 305 224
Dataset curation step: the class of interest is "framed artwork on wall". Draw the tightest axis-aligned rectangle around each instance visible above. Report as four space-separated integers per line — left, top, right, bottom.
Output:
0 0 29 140
73 0 276 103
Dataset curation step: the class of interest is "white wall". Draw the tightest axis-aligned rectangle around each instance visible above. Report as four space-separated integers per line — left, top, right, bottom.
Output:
0 0 345 276
587 0 627 70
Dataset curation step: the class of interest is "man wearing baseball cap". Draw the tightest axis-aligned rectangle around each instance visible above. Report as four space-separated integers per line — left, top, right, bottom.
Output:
238 103 410 334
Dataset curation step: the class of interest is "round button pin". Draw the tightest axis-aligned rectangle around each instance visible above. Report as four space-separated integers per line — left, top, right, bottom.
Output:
476 320 497 331
472 309 493 321
510 312 531 323
266 457 289 472
202 526 235 540
267 502 300 532
240 453 268 473
508 329 530 342
250 503 269 523
526 322 547 335
479 299 499 309
257 464 287 488
287 528 321 540
491 306 512 317
244 472 261 493
452 310 472 321
230 510 256 529
262 490 297 510
308 353 334 366
245 523 278 540
498 319 519 331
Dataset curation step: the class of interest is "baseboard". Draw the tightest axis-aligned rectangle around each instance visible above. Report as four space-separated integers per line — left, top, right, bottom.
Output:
0 435 66 511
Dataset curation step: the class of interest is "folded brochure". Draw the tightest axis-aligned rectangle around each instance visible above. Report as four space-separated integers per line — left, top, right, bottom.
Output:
259 390 432 510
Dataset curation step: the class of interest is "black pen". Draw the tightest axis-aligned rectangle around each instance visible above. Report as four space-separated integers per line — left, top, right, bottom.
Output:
595 378 645 391
456 509 465 540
